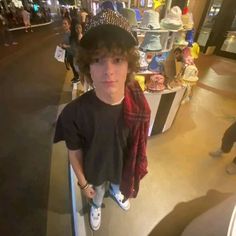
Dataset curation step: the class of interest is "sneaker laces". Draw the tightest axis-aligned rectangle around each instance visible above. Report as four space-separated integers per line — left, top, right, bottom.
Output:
114 192 125 203
91 206 101 220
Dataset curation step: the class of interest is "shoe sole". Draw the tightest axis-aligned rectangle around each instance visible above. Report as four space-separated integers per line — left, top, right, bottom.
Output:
89 220 100 231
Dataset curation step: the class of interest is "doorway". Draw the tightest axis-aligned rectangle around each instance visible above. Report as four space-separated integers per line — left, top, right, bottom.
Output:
215 14 236 59
196 0 236 59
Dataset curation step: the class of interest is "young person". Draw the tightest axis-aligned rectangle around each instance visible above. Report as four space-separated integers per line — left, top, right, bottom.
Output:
60 17 79 83
69 18 83 84
21 8 32 33
54 9 150 231
209 121 236 175
0 9 18 46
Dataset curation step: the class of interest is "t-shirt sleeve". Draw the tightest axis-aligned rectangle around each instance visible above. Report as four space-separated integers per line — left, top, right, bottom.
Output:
53 103 84 150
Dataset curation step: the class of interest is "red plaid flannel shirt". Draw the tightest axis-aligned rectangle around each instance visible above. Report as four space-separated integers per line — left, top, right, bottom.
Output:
120 80 151 199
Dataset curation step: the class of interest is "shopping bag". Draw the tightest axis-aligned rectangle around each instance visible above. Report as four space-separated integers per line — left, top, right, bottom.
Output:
54 46 65 63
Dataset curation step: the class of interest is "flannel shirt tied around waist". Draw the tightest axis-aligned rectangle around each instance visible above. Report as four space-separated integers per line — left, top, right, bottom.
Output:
120 80 151 199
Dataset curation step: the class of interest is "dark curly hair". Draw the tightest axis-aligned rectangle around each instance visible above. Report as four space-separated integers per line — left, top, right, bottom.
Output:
76 38 140 86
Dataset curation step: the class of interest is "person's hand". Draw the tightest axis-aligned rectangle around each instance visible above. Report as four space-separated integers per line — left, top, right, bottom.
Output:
59 43 66 49
61 43 70 49
82 185 96 199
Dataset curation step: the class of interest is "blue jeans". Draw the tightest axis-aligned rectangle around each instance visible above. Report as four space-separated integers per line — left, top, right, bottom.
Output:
93 182 120 208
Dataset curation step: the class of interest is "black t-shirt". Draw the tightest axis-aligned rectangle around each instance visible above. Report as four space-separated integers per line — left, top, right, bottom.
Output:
54 90 129 186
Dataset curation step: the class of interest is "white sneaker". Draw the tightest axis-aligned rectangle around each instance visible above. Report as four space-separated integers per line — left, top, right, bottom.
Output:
109 188 130 211
209 149 223 158
89 205 101 231
226 162 236 175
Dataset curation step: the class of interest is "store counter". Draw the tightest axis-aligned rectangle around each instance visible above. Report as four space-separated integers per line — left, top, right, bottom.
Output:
144 86 186 136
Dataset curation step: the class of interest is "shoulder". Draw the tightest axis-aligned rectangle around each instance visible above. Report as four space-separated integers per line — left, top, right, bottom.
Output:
63 90 95 113
60 90 95 125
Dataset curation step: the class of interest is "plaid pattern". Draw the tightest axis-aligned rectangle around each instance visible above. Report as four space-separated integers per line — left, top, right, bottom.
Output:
120 80 151 199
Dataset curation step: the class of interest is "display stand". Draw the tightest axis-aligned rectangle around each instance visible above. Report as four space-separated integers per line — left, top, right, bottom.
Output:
144 86 185 136
133 28 187 136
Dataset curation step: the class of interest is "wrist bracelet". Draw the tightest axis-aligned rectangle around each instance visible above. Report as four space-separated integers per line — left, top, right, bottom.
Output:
78 182 89 190
81 183 89 190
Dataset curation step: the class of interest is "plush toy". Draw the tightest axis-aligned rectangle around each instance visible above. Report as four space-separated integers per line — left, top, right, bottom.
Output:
153 0 165 10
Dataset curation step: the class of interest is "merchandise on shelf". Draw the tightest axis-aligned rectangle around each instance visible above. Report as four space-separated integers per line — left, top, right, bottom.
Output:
181 6 194 30
160 6 183 30
132 8 142 22
146 74 166 92
181 12 194 30
190 42 200 59
181 65 199 83
186 29 195 46
139 10 160 30
120 8 138 27
148 53 167 73
138 50 149 71
134 75 146 91
174 31 188 46
139 32 162 51
122 3 200 102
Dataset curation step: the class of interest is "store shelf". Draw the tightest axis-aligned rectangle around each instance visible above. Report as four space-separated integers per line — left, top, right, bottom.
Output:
133 28 169 33
144 86 186 136
133 28 186 33
144 85 183 94
136 70 155 74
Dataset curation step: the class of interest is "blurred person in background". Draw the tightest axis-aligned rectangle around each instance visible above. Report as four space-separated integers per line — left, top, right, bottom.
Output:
79 8 88 33
21 7 33 32
209 121 236 175
69 18 83 84
60 17 79 83
0 8 18 47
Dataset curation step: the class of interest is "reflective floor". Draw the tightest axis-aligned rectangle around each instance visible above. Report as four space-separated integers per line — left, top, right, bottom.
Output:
51 54 236 236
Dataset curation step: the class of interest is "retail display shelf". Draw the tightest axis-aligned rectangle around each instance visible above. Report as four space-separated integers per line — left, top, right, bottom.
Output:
133 28 169 33
133 28 186 33
144 85 183 95
136 70 155 74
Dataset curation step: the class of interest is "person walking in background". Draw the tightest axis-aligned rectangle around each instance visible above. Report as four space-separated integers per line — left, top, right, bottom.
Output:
54 9 150 231
60 17 79 83
79 8 88 33
0 9 18 47
69 18 83 83
209 121 236 175
21 8 33 32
